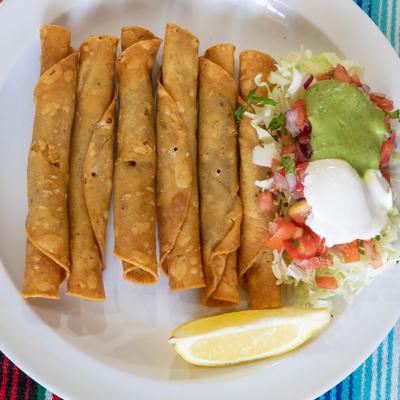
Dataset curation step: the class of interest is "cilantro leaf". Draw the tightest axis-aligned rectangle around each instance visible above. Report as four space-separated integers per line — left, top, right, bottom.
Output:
234 104 248 123
247 88 277 107
268 113 286 130
278 156 296 174
282 250 291 264
389 109 400 120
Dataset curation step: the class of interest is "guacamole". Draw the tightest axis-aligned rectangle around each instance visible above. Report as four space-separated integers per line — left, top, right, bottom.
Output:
305 80 388 175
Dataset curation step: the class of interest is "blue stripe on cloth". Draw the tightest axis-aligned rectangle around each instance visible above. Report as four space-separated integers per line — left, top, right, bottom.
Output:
385 330 394 398
370 0 380 23
364 354 373 400
380 0 388 34
376 342 383 400
353 363 364 400
362 0 372 16
341 375 350 399
391 0 398 45
335 380 343 399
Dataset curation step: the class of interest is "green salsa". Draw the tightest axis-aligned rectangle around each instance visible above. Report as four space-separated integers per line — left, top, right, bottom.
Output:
305 80 388 175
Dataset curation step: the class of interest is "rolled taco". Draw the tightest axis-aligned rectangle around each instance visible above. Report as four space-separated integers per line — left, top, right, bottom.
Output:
199 44 242 307
238 50 281 309
22 25 78 299
113 27 161 284
156 24 205 290
67 34 118 300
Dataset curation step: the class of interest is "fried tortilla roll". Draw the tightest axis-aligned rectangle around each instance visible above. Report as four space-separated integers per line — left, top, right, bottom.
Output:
67 36 118 300
114 27 161 284
238 50 281 309
156 24 204 290
199 44 242 307
22 25 78 299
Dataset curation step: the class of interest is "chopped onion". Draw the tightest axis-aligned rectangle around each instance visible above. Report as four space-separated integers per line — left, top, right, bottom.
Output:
273 171 289 190
303 74 314 89
296 142 313 161
252 144 279 167
286 172 297 193
361 84 371 94
254 73 269 88
287 68 303 96
255 178 274 190
285 108 300 136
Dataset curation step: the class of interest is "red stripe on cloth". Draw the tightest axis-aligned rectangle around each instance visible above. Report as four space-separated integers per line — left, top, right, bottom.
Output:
25 376 31 400
52 394 61 400
0 357 9 399
10 365 20 400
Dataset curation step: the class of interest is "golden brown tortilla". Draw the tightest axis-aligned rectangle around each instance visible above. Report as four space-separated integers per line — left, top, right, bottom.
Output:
67 35 118 300
40 25 73 74
199 44 242 307
113 27 161 284
238 50 281 309
22 25 78 299
156 24 205 290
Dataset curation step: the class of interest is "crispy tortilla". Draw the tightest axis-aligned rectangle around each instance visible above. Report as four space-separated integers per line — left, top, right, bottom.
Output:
156 24 205 290
238 50 281 309
113 27 161 283
22 25 78 299
199 44 242 306
67 35 118 300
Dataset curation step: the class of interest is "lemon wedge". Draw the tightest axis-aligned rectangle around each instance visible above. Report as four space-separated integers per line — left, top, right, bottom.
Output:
169 307 331 366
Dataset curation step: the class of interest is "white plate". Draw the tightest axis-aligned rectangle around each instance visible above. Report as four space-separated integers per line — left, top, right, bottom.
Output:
0 0 399 399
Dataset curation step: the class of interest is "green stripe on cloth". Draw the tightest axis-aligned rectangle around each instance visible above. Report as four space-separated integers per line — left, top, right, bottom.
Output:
36 384 46 400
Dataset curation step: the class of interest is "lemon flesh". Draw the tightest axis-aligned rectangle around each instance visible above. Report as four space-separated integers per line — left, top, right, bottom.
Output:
169 307 331 366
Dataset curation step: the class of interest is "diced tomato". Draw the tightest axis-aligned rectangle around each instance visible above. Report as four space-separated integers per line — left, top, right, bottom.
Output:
318 240 329 257
370 94 394 112
315 276 339 290
292 99 308 131
283 229 322 259
385 114 391 131
382 168 391 184
363 240 383 269
296 162 308 182
333 240 360 263
293 257 333 269
271 158 282 174
281 143 297 156
292 226 304 240
316 68 334 81
267 218 296 250
380 132 396 169
259 191 274 212
351 74 362 87
267 218 297 250
280 130 294 146
333 64 352 84
288 199 310 225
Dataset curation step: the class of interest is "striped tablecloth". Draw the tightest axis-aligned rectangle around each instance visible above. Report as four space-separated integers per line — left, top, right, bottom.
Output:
0 0 399 399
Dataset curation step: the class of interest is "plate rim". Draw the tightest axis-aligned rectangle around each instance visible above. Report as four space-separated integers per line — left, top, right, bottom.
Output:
0 0 399 399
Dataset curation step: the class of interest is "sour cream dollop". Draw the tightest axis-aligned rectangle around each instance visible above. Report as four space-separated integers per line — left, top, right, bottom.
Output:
303 159 392 247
